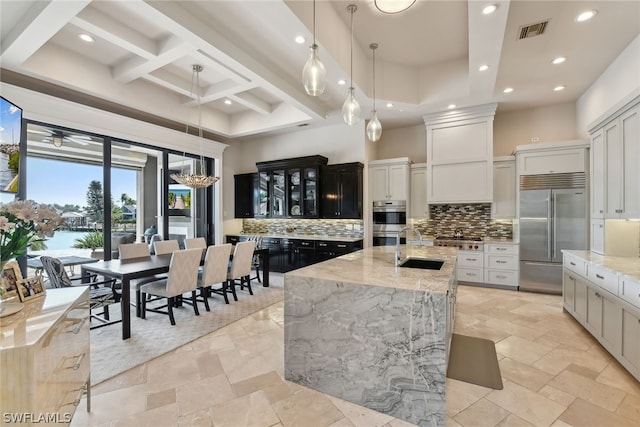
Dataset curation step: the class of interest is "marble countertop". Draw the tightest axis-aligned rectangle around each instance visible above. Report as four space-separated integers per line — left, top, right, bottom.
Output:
563 250 640 281
233 233 363 242
407 236 516 244
0 286 88 349
285 245 458 293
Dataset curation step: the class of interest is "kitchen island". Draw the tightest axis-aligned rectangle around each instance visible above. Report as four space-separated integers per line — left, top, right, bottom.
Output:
284 245 458 427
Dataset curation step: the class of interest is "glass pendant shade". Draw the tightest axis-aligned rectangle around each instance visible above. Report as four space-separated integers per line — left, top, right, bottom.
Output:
366 111 382 141
374 0 416 14
302 44 327 96
342 87 361 125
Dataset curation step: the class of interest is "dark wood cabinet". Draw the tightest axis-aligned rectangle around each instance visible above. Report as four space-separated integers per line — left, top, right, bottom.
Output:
234 173 258 218
316 240 363 262
321 163 363 219
256 155 328 219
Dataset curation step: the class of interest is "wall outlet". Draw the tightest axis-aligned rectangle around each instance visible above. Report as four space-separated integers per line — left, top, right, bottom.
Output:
530 137 540 143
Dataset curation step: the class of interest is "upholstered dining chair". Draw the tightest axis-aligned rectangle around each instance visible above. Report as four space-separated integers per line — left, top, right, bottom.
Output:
153 239 180 255
119 242 166 312
148 234 163 255
40 255 121 329
226 240 256 301
184 237 207 253
197 243 233 308
139 248 202 325
244 235 263 284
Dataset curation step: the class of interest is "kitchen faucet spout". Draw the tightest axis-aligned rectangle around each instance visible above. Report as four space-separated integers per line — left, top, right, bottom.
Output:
395 226 423 266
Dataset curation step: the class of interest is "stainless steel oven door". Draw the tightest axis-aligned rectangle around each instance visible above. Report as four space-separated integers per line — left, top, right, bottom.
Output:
373 232 405 247
372 201 407 227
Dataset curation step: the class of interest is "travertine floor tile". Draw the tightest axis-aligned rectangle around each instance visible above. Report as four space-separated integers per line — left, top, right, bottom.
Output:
453 398 510 426
194 350 225 379
496 413 536 427
498 357 553 392
532 346 609 376
92 364 146 396
616 392 640 421
485 380 566 426
537 385 576 407
146 387 176 410
177 409 213 427
445 378 492 417
596 362 640 397
559 398 638 427
146 349 201 393
209 390 280 427
111 403 178 427
547 369 626 411
272 387 344 427
176 374 235 416
71 384 147 426
495 336 553 365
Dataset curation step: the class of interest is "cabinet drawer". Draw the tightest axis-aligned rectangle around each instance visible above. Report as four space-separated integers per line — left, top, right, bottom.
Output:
564 254 586 277
484 254 518 270
457 252 483 268
457 267 484 283
587 265 618 296
485 269 518 286
620 276 640 310
486 244 518 255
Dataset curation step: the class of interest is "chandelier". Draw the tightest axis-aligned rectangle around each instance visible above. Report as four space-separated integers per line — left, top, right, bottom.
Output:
170 64 219 189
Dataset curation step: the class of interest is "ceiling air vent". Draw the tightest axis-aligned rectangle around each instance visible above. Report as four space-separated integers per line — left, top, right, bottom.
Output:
518 20 549 39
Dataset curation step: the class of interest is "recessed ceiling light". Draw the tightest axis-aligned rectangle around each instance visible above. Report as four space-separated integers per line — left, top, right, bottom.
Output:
554 85 566 92
295 35 306 44
448 104 456 109
386 102 394 108
482 4 497 15
552 56 566 65
338 79 347 86
503 87 514 93
224 99 232 105
576 10 597 22
478 64 489 71
78 33 95 43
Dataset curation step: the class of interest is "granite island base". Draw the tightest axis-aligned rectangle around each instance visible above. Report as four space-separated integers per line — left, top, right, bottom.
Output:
284 245 458 427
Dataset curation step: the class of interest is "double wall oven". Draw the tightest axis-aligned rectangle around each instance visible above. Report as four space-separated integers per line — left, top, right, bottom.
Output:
372 200 407 246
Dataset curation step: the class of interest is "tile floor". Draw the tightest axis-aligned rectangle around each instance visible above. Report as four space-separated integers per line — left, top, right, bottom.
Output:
71 279 640 427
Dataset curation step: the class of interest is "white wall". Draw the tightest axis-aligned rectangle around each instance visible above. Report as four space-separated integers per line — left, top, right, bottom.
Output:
493 103 578 155
375 124 427 162
577 35 640 136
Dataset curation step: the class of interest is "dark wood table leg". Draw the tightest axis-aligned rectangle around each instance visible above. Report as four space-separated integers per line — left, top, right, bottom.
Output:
122 278 131 340
261 249 269 287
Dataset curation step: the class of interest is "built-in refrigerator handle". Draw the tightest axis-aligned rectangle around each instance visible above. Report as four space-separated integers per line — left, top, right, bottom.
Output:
552 192 557 259
547 195 552 259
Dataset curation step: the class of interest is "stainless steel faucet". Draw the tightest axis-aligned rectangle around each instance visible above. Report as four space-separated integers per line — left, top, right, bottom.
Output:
395 226 423 266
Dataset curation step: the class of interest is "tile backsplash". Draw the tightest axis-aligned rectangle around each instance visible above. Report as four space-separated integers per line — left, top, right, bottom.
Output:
411 203 513 239
242 218 364 238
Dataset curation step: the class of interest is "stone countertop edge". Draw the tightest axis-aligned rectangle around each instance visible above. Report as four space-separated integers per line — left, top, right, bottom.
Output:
232 233 364 242
563 250 640 281
408 236 517 244
284 245 458 293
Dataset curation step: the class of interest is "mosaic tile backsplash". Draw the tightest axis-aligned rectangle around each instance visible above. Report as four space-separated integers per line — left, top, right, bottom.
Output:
242 218 364 239
411 203 513 239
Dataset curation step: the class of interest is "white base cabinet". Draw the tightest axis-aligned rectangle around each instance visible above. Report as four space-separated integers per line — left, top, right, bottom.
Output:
563 252 640 381
484 243 519 289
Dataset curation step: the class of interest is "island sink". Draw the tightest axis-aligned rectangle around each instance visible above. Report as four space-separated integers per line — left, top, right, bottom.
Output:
399 257 444 270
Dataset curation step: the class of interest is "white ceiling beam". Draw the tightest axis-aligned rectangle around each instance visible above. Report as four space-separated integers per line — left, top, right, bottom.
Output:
200 80 255 103
229 92 272 115
1 0 91 68
192 50 251 84
113 35 192 83
71 7 157 59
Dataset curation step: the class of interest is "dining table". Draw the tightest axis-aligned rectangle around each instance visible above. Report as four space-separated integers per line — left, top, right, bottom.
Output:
81 248 270 340
27 255 98 275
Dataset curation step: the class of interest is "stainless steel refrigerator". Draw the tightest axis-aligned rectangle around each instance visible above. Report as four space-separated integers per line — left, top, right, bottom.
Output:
519 173 587 294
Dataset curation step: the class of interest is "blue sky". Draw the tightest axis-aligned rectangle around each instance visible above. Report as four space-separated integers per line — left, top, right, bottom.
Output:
0 97 22 145
27 157 137 208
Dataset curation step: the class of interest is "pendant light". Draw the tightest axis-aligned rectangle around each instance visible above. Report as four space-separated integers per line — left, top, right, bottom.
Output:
302 0 327 96
342 4 360 125
170 64 219 189
366 43 382 142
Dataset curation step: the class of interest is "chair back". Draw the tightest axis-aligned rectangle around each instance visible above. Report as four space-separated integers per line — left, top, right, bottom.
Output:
40 256 73 288
119 242 150 260
244 235 262 249
154 239 180 255
184 238 207 256
229 240 255 279
165 248 202 296
148 234 163 255
201 244 233 287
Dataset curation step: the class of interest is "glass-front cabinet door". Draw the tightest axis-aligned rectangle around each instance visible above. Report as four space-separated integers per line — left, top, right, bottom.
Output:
258 172 270 217
288 169 302 217
271 170 286 217
303 167 318 216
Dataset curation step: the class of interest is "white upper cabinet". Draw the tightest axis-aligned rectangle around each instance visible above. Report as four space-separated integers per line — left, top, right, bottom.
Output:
410 164 428 218
369 158 410 202
424 104 496 204
492 157 516 219
589 99 640 220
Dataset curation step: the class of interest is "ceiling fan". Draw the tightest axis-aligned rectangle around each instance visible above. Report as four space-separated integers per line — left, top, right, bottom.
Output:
28 128 93 147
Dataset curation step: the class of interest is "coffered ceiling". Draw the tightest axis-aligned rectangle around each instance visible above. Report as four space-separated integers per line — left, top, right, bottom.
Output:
1 0 638 141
